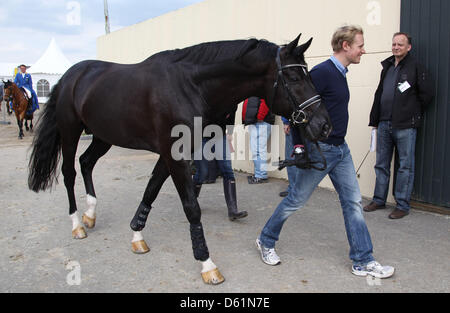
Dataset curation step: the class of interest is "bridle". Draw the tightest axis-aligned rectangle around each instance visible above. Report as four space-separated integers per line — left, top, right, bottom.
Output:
271 47 322 126
271 47 327 171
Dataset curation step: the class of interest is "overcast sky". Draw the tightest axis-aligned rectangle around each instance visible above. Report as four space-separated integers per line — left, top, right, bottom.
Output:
0 0 204 65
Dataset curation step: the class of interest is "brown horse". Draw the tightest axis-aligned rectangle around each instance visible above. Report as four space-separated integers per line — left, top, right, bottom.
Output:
2 80 34 139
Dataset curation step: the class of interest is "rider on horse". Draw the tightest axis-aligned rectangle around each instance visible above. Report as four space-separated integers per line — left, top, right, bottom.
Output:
13 64 39 114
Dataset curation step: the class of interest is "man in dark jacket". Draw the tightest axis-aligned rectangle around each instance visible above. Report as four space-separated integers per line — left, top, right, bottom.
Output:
364 32 433 219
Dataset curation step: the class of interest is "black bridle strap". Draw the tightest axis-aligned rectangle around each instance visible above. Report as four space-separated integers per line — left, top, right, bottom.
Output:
270 47 322 126
270 47 327 172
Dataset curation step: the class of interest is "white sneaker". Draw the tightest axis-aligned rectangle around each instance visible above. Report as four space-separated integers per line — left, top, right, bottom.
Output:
352 261 395 279
256 238 281 266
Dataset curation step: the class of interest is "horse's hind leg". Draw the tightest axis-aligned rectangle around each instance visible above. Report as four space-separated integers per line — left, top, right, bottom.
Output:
25 120 29 131
61 125 85 239
79 136 112 229
130 157 170 254
164 157 224 285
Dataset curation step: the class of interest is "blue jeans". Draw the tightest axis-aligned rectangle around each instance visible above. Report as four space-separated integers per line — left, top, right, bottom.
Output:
249 122 271 179
260 142 375 266
193 136 235 184
373 121 417 212
285 132 296 194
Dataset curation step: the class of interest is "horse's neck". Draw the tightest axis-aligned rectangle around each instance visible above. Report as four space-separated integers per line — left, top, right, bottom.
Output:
12 84 25 102
198 64 268 108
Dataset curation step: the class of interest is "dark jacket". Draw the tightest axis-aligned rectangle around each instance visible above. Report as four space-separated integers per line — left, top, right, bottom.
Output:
369 54 433 129
242 97 275 126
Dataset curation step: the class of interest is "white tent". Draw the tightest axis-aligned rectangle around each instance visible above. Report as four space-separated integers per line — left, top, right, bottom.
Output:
28 38 72 103
29 38 72 75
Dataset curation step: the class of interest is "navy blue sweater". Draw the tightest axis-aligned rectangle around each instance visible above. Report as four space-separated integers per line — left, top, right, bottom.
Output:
292 59 350 147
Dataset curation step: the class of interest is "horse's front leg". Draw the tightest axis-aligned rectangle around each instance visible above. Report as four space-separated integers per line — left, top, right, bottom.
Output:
16 115 24 139
164 157 225 285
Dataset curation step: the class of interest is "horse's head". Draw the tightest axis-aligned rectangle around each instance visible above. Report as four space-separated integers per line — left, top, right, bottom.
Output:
2 80 13 102
266 35 332 142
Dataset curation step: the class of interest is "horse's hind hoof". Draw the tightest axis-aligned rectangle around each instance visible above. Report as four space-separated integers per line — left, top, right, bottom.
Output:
131 240 150 254
82 214 96 229
72 226 87 239
201 268 225 285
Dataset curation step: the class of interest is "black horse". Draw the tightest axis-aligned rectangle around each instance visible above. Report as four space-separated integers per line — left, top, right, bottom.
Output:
28 35 331 285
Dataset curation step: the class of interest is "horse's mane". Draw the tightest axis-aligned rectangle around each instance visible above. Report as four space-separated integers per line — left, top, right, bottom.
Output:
148 39 278 66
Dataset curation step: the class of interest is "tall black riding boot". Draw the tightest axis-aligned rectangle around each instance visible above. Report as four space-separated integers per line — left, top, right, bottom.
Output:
194 184 202 198
223 179 248 221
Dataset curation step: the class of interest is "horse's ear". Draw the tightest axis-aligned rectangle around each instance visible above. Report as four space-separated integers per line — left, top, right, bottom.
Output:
236 38 259 60
286 34 302 55
295 37 313 56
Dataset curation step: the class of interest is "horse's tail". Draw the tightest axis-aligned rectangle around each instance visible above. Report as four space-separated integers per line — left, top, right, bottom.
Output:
28 83 62 192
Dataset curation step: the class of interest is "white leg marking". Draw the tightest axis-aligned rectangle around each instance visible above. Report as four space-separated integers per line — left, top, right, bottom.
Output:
201 258 217 273
70 213 81 231
132 231 144 243
85 195 97 219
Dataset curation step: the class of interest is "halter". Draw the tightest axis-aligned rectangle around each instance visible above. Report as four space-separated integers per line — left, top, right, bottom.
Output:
272 47 327 171
271 47 322 126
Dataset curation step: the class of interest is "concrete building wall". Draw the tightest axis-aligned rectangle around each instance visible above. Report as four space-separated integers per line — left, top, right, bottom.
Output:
97 0 401 201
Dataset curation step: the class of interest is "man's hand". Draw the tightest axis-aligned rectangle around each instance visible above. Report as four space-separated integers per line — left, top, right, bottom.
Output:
292 145 310 169
283 124 290 135
278 145 310 170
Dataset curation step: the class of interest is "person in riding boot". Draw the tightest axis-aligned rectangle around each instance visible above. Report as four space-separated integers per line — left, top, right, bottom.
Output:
14 64 39 113
193 108 248 221
242 97 275 184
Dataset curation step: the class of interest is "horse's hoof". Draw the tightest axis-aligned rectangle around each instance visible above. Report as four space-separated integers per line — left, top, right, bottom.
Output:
72 226 87 239
82 214 96 229
131 240 150 254
201 268 225 285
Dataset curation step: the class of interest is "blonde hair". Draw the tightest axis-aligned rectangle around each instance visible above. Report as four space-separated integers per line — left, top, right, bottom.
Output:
331 25 364 52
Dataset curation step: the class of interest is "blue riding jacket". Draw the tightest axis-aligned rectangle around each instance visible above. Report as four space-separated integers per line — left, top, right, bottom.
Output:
14 72 39 113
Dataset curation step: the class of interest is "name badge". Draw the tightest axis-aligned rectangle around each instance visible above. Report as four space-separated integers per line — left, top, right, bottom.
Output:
398 81 411 93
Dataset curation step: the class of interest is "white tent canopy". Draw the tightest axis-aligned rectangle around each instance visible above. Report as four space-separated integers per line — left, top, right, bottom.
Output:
28 38 72 75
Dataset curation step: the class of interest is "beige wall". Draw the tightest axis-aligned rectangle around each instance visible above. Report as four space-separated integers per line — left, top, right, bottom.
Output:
97 0 401 201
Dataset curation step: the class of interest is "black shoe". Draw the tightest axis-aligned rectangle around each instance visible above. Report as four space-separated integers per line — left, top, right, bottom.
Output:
279 191 289 197
247 176 268 184
223 179 248 221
